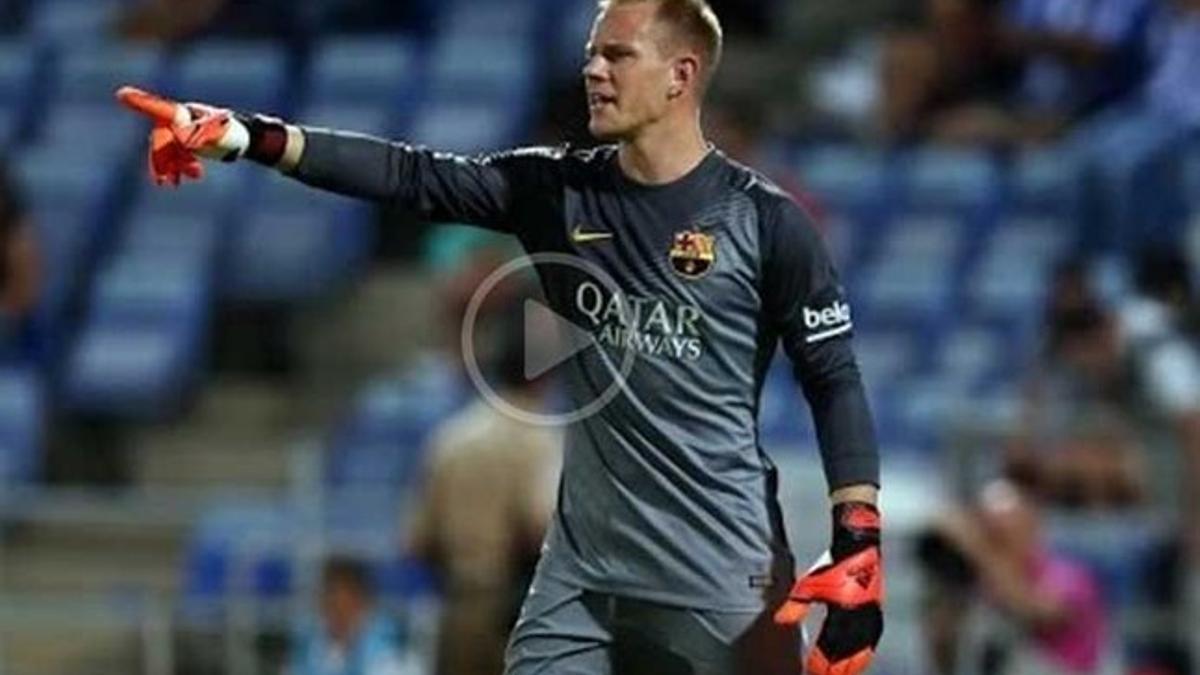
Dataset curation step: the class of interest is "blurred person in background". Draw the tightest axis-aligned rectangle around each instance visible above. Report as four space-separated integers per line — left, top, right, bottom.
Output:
1011 253 1200 528
289 557 405 675
406 302 562 675
1007 259 1140 506
115 0 227 43
1002 253 1200 673
880 0 1153 145
0 162 41 363
1121 248 1200 561
116 0 317 43
920 480 1116 675
881 0 1021 142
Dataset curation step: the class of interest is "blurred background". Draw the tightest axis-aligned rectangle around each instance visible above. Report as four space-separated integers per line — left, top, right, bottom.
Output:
0 0 1197 673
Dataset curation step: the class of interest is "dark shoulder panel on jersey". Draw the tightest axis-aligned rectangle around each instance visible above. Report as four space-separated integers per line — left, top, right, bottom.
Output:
726 162 880 490
288 127 571 235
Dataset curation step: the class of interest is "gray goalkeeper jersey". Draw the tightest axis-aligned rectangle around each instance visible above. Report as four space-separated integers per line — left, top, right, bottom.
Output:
291 132 880 612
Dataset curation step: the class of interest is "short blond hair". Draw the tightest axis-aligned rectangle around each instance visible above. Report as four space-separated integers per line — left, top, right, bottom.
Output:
599 0 724 87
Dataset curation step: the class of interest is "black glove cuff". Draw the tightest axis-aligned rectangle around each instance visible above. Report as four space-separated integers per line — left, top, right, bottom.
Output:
235 113 289 166
831 502 881 561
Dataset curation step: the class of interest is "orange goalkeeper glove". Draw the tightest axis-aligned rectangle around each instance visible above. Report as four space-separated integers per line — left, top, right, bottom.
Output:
115 86 250 186
775 502 884 675
116 85 294 187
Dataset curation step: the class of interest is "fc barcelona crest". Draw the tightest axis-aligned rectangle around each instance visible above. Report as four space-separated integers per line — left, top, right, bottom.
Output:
669 230 716 279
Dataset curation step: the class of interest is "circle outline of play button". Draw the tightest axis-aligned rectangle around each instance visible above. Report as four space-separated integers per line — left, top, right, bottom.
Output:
461 252 637 426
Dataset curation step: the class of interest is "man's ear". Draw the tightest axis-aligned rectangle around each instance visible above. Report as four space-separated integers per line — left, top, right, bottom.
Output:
668 54 700 99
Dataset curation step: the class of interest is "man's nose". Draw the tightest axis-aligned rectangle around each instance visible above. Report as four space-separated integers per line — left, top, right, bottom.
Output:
582 56 605 80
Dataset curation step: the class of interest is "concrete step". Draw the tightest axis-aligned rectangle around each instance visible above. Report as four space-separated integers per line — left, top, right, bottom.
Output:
1 522 184 595
2 625 140 675
130 376 302 489
176 377 300 434
131 432 294 489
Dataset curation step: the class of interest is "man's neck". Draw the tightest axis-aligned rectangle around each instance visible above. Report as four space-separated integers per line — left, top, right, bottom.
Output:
617 113 709 186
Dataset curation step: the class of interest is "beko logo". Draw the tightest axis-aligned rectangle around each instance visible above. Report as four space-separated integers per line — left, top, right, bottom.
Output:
802 300 853 343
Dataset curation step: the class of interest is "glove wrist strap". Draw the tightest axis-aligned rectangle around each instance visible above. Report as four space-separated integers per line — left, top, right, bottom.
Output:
238 114 290 167
831 502 881 561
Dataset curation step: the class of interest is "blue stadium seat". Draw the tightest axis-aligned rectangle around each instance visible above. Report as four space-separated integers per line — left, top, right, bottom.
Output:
26 0 122 45
15 142 127 250
90 254 211 323
439 0 541 40
858 215 961 321
131 162 254 219
934 324 1007 390
122 209 223 261
38 103 141 156
223 208 347 303
0 39 36 105
821 215 864 274
901 148 999 212
299 102 392 138
63 319 204 418
54 44 166 105
890 377 968 448
1184 143 1200 214
63 252 211 418
326 377 461 488
852 329 917 387
29 204 93 327
0 105 15 148
428 36 535 102
796 146 889 215
183 500 298 600
183 495 433 605
0 366 44 487
409 99 518 153
175 41 289 113
968 216 1069 321
1009 148 1085 219
308 36 419 108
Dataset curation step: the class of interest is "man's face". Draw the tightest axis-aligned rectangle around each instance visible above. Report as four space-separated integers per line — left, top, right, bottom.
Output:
583 3 679 141
321 580 368 643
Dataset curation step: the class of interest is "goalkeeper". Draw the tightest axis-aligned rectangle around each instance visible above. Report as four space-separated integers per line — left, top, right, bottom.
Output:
119 0 883 672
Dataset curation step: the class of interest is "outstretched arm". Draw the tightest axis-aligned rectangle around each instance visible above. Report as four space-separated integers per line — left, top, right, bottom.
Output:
116 86 557 233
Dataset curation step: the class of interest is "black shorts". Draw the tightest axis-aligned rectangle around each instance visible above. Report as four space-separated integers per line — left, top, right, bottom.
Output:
504 572 802 675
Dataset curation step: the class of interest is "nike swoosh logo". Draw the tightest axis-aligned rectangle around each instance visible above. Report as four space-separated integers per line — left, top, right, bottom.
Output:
571 225 613 244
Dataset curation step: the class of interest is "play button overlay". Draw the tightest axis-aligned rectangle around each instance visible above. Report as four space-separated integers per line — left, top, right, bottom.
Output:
524 299 594 380
462 253 636 426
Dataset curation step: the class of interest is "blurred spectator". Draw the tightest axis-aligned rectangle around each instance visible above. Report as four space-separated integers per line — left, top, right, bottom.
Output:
1066 0 1200 250
920 480 1117 675
0 162 40 363
116 0 305 43
406 303 562 675
1122 248 1200 560
881 0 1021 141
1008 260 1142 507
289 557 405 675
1014 253 1200 550
1142 0 1200 126
115 0 227 43
880 0 1153 145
